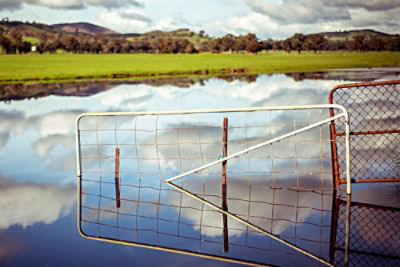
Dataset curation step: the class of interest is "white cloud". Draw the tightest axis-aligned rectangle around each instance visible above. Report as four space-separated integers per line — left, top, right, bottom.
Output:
27 0 83 9
0 110 81 157
1 0 400 39
95 10 193 34
0 110 27 148
346 8 400 31
97 84 153 108
0 177 76 229
120 9 152 23
242 0 400 38
201 11 343 39
0 0 23 10
153 17 191 31
33 134 75 157
154 17 177 31
86 0 143 9
0 0 83 10
0 0 143 10
246 0 351 25
97 10 151 33
325 0 400 11
36 112 78 137
203 12 286 38
200 75 336 103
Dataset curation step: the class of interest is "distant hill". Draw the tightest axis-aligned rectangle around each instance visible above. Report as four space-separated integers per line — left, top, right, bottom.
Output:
52 22 118 35
319 29 393 41
0 20 60 34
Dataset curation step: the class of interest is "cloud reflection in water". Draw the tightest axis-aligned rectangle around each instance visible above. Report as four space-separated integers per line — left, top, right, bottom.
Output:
0 177 76 229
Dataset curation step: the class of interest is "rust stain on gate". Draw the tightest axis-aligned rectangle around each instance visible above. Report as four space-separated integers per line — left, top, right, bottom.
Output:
329 80 400 187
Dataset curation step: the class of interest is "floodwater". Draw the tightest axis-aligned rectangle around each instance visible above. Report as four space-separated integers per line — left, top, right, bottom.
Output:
0 68 399 266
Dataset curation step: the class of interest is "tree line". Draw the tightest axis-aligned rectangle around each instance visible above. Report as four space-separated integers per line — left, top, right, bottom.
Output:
279 33 400 53
0 22 399 54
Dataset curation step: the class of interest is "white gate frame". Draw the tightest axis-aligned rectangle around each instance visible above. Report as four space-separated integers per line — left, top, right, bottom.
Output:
76 104 351 193
76 104 351 266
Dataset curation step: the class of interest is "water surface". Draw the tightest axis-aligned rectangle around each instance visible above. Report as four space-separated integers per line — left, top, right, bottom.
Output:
1 68 399 266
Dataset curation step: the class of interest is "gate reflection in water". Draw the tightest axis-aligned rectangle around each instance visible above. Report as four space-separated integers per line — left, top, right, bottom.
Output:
79 181 400 266
330 196 400 267
79 180 334 266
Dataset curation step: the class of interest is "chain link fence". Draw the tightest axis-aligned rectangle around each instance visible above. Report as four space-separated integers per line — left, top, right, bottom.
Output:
330 198 400 266
329 80 400 186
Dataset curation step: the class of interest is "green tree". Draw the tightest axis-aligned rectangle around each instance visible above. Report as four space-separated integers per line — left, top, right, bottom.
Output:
208 38 221 53
184 42 197 53
220 34 235 52
8 27 23 45
159 38 176 53
384 37 400 51
232 35 247 52
303 34 326 53
246 39 262 54
348 35 367 51
198 30 205 38
282 38 292 53
262 38 274 52
290 33 305 54
368 36 385 51
0 35 15 54
60 35 80 53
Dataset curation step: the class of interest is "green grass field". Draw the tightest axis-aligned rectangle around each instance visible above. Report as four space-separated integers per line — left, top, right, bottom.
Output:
0 51 399 82
22 37 40 45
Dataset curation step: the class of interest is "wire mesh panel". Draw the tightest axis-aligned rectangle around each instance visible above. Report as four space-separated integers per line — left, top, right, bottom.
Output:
329 80 400 185
330 199 400 267
76 106 349 266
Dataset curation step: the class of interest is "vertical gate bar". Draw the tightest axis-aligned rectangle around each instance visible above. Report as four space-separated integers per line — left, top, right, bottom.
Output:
115 148 121 208
345 121 351 194
222 117 229 252
329 90 343 187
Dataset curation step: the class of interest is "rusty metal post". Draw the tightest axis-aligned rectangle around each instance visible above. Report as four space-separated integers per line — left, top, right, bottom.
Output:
329 117 340 189
222 117 229 252
115 147 121 208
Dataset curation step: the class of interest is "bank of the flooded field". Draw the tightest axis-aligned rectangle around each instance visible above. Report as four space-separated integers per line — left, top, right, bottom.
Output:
0 51 399 82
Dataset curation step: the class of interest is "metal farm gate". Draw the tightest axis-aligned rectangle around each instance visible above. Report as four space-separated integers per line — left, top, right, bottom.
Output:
329 80 400 187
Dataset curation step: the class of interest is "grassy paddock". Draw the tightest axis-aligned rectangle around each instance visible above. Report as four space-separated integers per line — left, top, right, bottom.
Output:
0 51 399 82
22 37 40 45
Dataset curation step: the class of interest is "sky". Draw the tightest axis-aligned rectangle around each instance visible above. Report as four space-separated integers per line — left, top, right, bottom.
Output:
0 0 399 39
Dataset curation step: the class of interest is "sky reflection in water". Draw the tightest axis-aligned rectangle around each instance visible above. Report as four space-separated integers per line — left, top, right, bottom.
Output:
0 69 399 266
